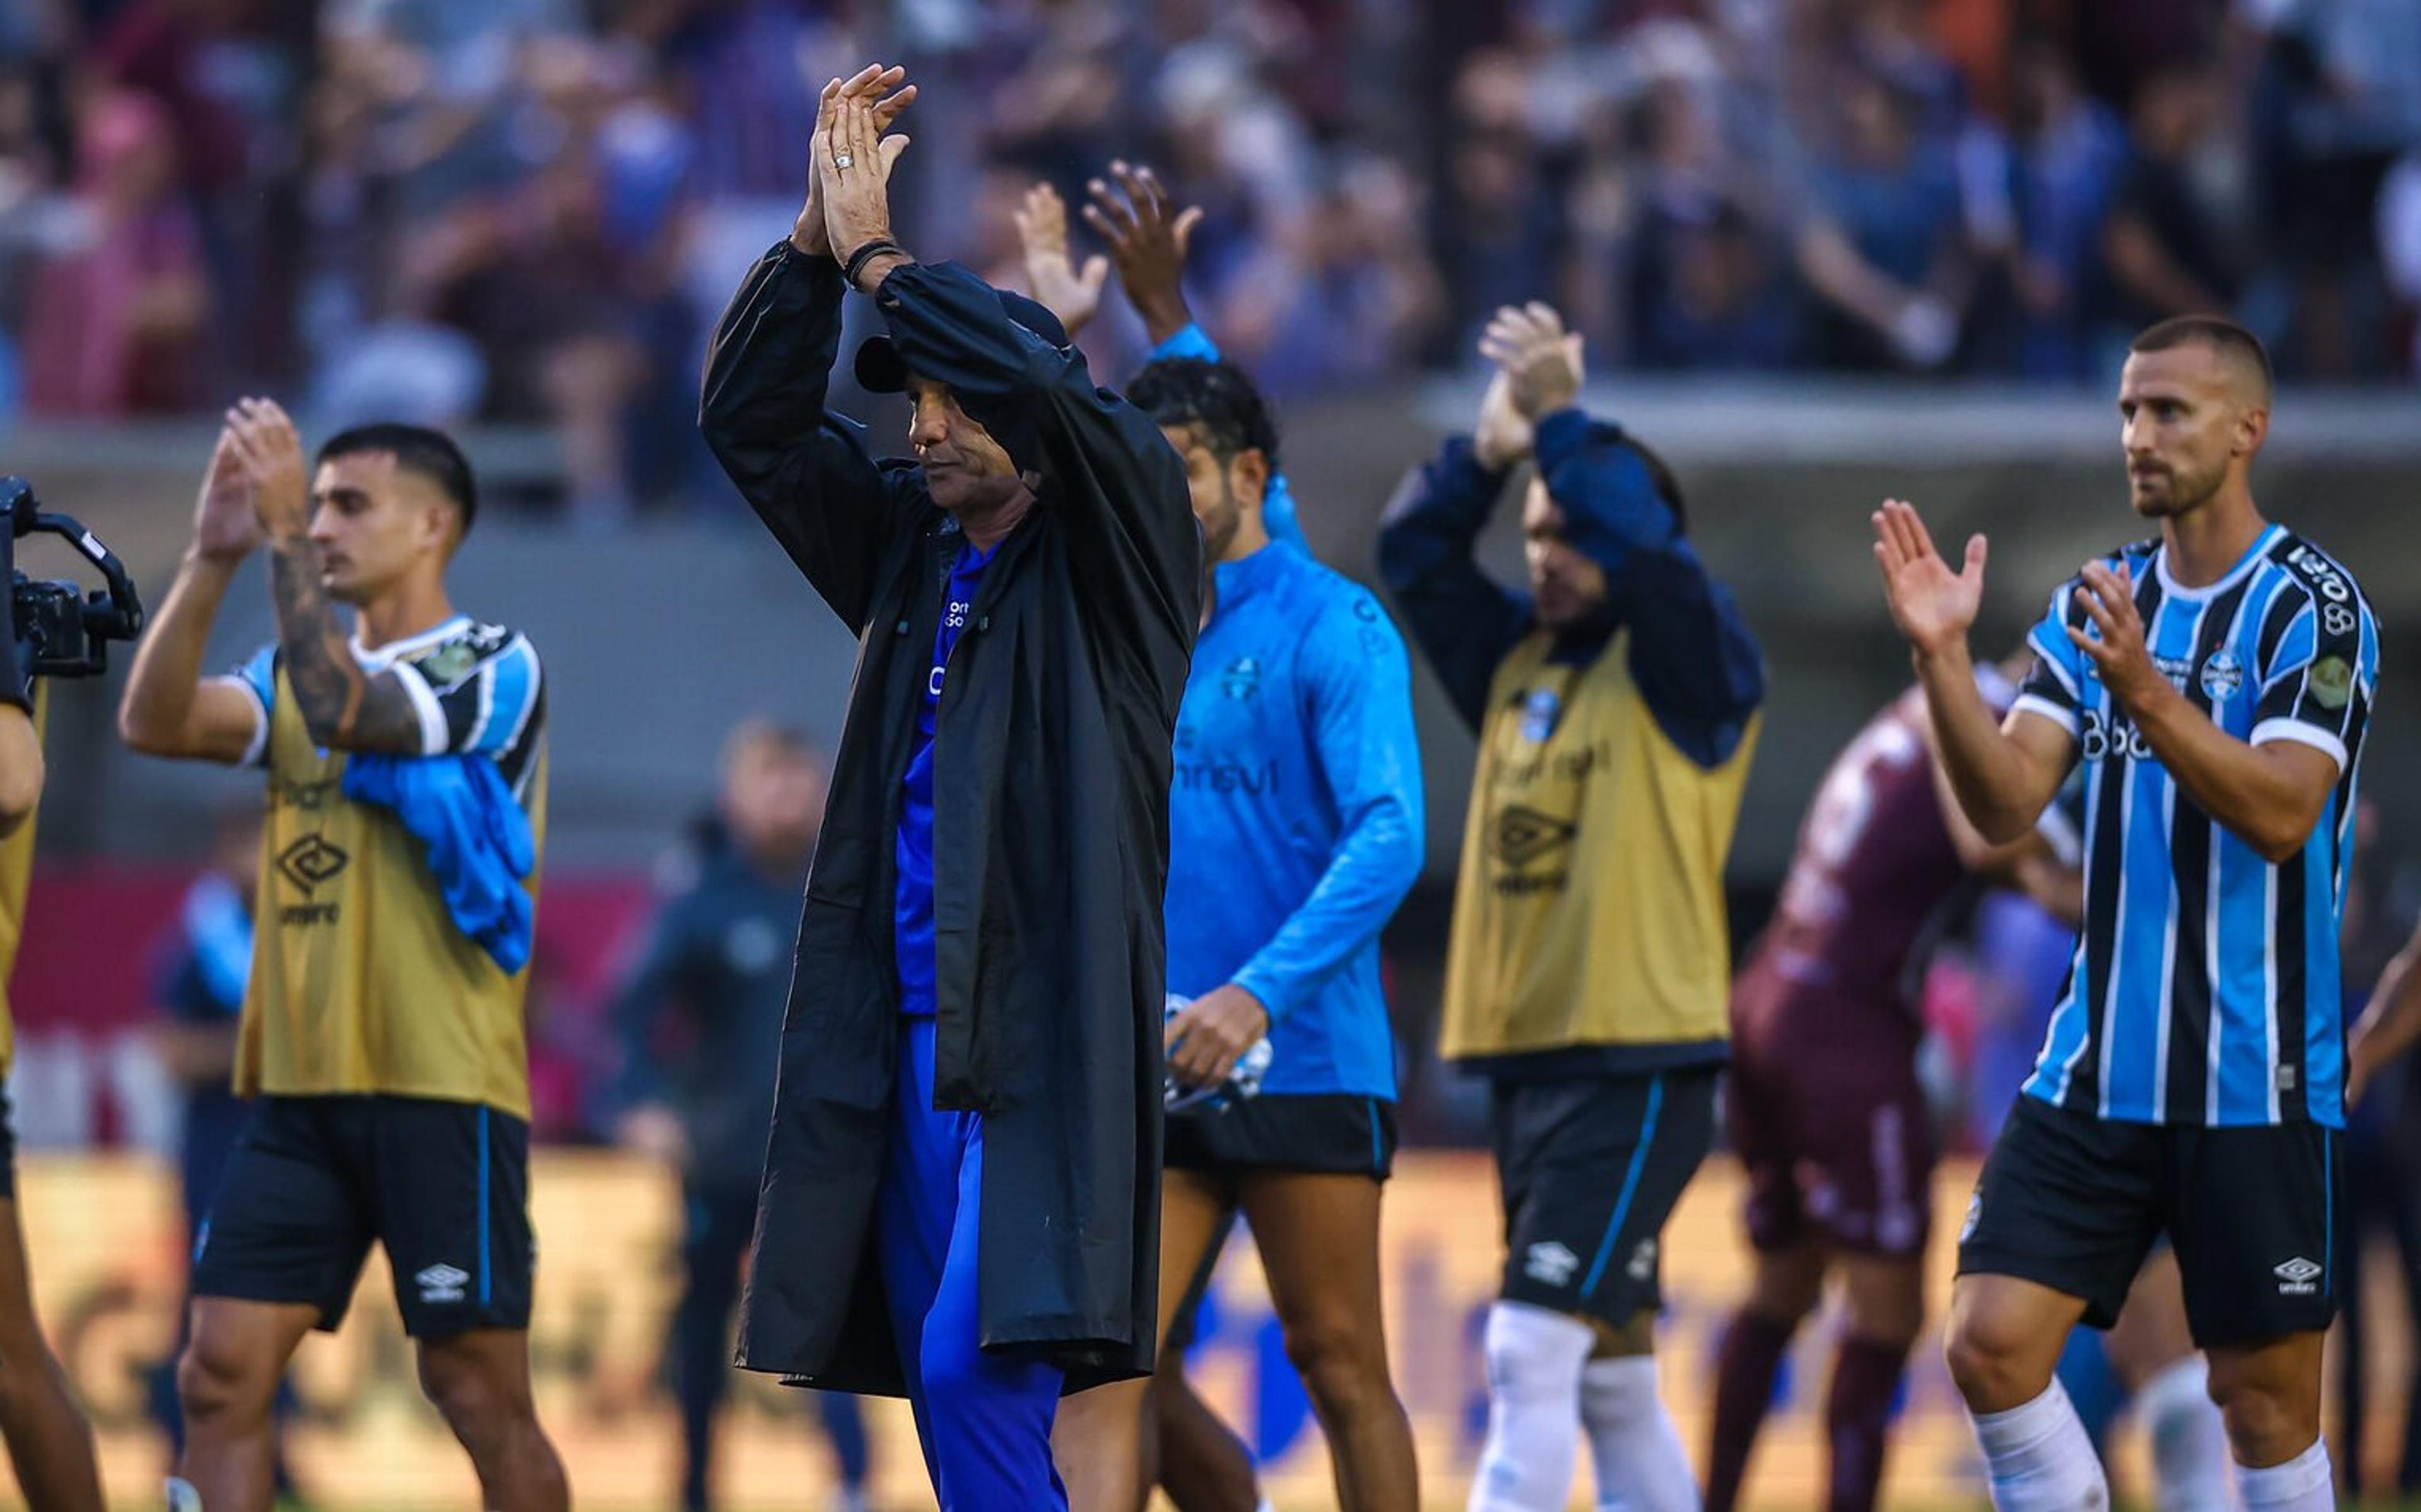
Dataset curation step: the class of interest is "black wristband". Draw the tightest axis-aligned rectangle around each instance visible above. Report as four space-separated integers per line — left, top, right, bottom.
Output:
842 238 903 289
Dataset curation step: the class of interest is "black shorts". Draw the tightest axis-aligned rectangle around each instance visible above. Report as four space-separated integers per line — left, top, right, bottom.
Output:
1958 1094 2344 1348
1164 1092 1396 1180
1489 1067 1718 1327
192 1094 535 1337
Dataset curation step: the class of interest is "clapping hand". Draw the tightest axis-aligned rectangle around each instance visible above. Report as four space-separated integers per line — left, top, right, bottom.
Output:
1084 161 1204 345
1014 183 1110 340
1478 302 1583 422
794 64 915 262
1872 498 1985 661
221 398 310 542
192 427 264 563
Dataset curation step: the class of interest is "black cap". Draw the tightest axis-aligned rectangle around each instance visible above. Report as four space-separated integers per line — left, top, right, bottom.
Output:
854 289 1072 394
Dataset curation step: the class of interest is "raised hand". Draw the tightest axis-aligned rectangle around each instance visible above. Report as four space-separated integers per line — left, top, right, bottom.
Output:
1473 368 1534 471
794 64 915 261
192 428 263 563
820 69 917 282
1478 302 1584 421
1014 183 1109 339
2067 558 2163 712
1872 498 1985 659
222 398 310 541
1083 160 1203 344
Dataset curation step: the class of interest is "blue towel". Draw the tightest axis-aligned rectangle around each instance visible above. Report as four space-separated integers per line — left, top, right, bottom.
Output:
340 753 536 974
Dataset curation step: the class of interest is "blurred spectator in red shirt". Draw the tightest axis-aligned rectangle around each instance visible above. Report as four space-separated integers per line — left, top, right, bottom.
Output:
21 89 206 415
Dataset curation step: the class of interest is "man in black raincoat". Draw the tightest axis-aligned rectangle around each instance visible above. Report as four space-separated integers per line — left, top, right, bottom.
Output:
695 66 1198 1509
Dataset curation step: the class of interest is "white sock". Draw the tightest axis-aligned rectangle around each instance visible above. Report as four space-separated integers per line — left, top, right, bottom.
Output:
2234 1439 2333 1511
1468 1300 1594 1512
2134 1357 2229 1512
1579 1354 1702 1511
165 1479 202 1512
1970 1379 2110 1511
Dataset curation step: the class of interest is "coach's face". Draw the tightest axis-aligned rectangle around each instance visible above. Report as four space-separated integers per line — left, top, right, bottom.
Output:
1521 477 1610 631
307 453 456 604
906 378 1020 513
2118 344 2259 518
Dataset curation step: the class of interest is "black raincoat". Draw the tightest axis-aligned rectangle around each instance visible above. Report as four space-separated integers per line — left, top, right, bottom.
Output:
699 243 1198 1395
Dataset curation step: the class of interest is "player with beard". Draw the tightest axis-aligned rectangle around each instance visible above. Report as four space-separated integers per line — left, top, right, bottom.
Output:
1381 303 1765 1512
1876 316 2377 1512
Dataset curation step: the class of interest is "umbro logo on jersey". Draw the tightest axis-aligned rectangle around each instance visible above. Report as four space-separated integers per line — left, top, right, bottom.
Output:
276 834 350 894
1523 1241 1580 1288
1626 1237 1658 1282
1495 806 1577 869
2273 1257 2323 1296
415 1263 470 1304
1220 657 1262 700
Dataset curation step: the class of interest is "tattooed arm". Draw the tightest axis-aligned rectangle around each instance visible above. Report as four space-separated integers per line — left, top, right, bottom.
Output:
228 399 431 756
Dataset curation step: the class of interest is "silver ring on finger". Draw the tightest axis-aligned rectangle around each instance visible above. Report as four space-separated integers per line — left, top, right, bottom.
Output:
834 153 854 170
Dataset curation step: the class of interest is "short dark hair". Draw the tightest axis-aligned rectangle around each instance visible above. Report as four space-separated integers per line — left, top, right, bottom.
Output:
1126 359 1280 473
315 423 479 536
2130 315 2273 401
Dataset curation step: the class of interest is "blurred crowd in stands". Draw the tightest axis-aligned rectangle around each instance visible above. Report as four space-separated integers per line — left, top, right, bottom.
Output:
3 0 2419 520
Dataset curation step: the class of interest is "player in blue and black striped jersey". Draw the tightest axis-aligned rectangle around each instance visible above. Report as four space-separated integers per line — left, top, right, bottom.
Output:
1874 315 2375 1512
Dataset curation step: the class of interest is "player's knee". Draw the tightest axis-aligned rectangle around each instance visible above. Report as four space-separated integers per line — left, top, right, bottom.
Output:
1942 1307 2043 1409
2205 1360 2318 1462
176 1332 276 1428
419 1349 530 1451
1280 1311 1390 1418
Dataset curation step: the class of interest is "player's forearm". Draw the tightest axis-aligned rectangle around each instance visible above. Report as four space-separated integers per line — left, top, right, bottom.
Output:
2351 945 2421 1088
0 703 42 837
2127 682 2323 862
700 243 847 483
119 550 238 754
1914 643 2048 843
265 536 421 753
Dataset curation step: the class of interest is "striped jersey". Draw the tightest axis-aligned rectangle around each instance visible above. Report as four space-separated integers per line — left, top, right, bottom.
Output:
2012 524 2378 1128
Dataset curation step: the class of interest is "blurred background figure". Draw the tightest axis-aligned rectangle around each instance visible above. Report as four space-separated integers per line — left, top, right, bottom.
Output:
607 720 869 1512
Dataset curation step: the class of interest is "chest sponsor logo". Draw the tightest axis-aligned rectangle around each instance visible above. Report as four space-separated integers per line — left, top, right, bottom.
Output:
276 835 349 925
1495 805 1576 870
2198 648 2243 703
2078 708 2156 764
1523 1240 1579 1288
1220 656 1262 701
277 835 349 895
1174 758 1280 795
269 776 341 813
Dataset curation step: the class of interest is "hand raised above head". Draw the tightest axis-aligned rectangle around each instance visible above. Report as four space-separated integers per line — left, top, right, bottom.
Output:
1014 182 1108 339
1083 160 1203 343
792 64 915 260
1478 301 1583 421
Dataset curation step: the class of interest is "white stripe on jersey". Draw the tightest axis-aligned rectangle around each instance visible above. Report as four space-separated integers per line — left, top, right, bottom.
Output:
2152 776 2180 1118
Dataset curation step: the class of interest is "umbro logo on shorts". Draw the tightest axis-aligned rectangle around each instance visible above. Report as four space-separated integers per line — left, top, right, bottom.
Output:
2273 1257 2322 1296
1523 1241 1580 1288
416 1263 470 1304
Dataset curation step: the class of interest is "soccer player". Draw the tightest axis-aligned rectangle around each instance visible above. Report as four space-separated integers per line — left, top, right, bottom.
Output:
1874 315 2377 1512
0 527 107 1512
1021 164 1425 1512
118 404 563 1512
1379 303 1765 1512
698 67 1196 1511
608 721 870 1512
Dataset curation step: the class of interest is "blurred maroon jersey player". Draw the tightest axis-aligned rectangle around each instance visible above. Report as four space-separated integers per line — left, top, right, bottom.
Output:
1705 662 2021 1512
